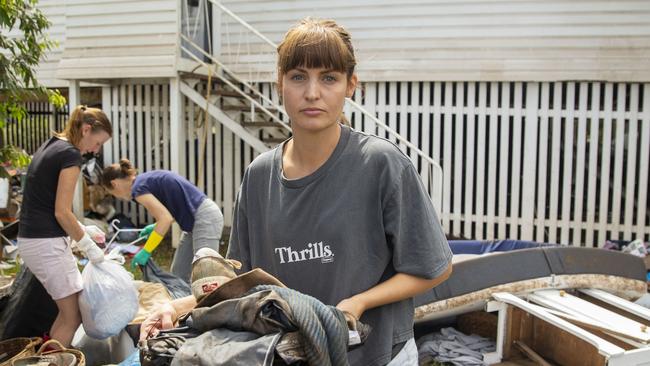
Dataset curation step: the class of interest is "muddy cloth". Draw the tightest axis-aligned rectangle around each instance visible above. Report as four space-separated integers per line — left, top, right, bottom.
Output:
417 327 495 366
249 285 349 366
141 260 191 299
171 329 282 366
131 282 173 325
184 285 349 366
139 326 200 366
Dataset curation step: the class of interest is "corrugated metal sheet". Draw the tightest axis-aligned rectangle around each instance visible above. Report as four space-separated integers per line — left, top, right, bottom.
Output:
31 0 650 83
218 0 650 82
55 0 179 82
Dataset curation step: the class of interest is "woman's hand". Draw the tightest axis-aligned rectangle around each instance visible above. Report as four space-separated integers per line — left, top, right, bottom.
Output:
336 296 366 321
335 265 453 321
139 302 177 341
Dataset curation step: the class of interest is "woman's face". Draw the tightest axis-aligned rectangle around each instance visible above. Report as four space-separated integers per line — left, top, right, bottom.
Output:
78 126 111 154
281 67 357 133
109 178 132 201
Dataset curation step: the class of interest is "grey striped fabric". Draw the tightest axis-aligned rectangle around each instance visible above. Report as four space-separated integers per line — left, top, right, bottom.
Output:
248 285 350 366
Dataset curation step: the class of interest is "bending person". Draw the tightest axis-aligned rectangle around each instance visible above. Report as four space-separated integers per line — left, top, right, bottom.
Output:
18 105 112 346
101 160 224 283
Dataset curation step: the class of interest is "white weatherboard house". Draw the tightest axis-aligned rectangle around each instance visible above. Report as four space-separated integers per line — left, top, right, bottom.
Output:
10 0 650 247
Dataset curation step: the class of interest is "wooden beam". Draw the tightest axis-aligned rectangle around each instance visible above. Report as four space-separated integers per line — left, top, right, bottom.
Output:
514 340 554 366
69 80 84 220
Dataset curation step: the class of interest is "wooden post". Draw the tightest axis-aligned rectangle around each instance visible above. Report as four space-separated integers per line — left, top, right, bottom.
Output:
69 80 84 220
521 82 539 240
169 77 185 247
101 86 112 168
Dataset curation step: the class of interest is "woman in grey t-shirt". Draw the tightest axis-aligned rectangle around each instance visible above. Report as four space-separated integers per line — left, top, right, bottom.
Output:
140 18 453 366
226 18 453 365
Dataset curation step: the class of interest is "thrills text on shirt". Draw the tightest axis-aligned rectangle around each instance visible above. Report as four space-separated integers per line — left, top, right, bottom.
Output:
274 242 334 264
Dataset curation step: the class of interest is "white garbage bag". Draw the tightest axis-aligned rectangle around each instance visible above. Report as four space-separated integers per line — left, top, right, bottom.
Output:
79 249 138 339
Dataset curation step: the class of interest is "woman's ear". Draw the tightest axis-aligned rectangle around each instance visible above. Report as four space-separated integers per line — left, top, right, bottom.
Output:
346 74 358 98
81 123 92 136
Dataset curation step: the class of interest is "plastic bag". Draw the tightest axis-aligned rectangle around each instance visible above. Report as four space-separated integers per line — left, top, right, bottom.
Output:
0 266 57 340
79 249 138 339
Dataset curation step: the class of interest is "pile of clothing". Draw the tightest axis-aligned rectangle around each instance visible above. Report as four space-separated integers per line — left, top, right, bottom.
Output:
137 249 370 366
417 327 495 366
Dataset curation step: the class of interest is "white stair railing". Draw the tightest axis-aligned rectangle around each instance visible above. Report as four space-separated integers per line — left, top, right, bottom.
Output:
180 35 291 132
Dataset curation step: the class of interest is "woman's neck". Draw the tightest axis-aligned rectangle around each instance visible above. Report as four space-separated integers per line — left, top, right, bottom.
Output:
282 123 341 179
123 175 136 200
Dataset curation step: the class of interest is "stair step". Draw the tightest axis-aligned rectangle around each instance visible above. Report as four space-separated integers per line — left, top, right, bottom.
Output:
243 121 283 128
262 136 289 144
222 105 278 112
214 90 257 99
179 71 225 83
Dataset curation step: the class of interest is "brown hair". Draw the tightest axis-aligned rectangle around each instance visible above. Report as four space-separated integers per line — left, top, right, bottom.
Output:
277 18 357 125
56 105 113 146
100 158 137 189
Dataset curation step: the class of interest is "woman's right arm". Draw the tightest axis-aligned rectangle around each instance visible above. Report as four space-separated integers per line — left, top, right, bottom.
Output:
54 166 85 241
56 166 105 263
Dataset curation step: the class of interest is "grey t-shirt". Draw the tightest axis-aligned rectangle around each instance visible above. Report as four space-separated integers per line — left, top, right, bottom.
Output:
227 125 452 366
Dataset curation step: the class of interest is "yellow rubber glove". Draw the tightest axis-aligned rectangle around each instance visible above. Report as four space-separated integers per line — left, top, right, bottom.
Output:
143 230 164 253
132 231 164 268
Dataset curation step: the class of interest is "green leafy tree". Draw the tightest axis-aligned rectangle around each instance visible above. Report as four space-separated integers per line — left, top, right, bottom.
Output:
0 0 66 177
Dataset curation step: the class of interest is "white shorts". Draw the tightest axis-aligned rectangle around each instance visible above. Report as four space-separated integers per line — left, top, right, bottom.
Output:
17 237 83 300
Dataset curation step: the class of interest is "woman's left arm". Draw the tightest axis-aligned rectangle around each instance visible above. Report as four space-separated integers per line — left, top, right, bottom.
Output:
135 193 175 236
337 262 452 320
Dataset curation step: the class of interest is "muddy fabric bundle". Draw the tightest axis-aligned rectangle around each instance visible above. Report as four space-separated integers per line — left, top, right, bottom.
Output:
139 326 200 366
175 286 350 366
130 282 173 325
417 327 495 366
141 261 190 300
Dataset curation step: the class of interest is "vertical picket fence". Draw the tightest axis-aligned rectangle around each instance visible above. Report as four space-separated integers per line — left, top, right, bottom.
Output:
102 81 172 225
346 81 650 247
2 102 68 155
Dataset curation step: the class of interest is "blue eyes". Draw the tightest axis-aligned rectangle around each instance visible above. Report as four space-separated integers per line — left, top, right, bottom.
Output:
289 74 337 83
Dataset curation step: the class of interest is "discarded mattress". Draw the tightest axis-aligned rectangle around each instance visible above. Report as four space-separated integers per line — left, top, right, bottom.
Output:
448 239 555 254
414 245 647 322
